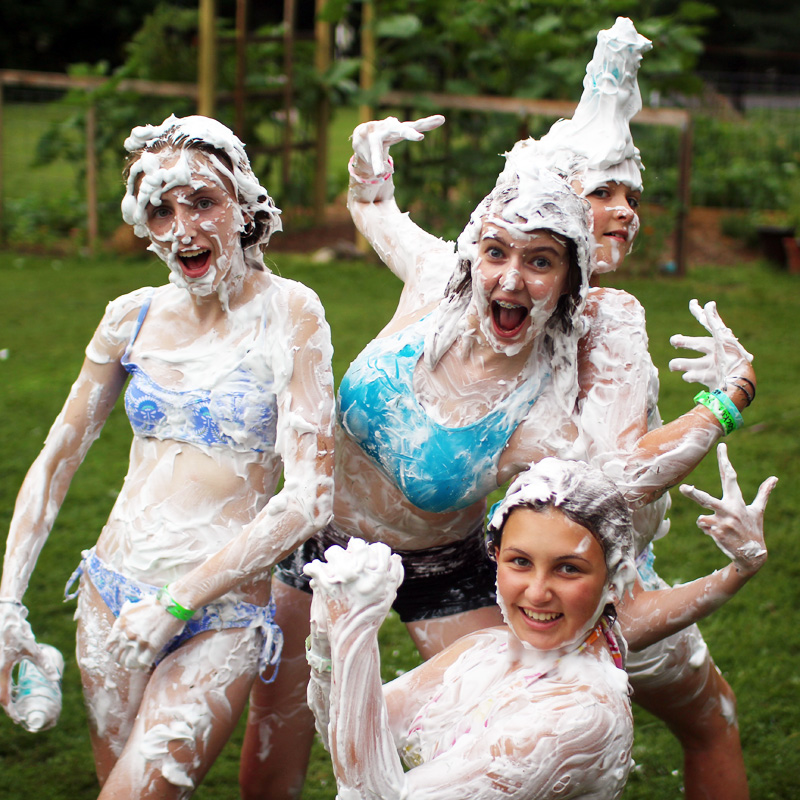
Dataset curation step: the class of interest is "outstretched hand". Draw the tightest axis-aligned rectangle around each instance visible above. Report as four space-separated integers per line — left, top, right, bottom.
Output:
668 299 755 394
679 443 777 575
304 538 403 629
106 594 186 670
351 115 445 178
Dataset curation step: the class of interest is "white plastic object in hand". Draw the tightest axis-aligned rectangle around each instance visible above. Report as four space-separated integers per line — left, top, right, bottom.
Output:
11 643 64 733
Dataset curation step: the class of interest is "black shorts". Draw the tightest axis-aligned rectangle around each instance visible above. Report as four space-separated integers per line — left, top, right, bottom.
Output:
274 523 497 623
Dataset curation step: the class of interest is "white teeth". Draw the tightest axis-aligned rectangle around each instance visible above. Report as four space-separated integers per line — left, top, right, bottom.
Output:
521 609 560 622
179 249 207 257
496 300 522 309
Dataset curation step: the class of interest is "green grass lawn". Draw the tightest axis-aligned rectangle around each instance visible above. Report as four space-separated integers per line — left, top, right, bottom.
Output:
0 249 798 798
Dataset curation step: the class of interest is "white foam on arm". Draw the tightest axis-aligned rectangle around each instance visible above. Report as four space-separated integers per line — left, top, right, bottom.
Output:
577 290 725 511
347 116 454 305
0 294 139 602
166 285 335 609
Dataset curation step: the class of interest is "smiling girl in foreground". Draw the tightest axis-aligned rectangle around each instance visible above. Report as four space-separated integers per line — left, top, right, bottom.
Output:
305 450 775 799
0 115 335 798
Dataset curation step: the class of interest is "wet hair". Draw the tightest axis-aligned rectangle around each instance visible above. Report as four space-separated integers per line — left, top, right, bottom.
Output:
487 458 637 602
121 114 282 267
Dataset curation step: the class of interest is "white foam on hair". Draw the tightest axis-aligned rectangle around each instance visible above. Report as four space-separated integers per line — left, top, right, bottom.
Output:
488 457 637 606
121 114 282 271
501 18 652 193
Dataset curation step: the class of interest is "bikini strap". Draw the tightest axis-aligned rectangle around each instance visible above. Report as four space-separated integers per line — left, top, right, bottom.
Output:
122 290 155 362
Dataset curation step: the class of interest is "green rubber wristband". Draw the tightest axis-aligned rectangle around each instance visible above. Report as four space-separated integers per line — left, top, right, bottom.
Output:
694 390 739 435
156 586 195 621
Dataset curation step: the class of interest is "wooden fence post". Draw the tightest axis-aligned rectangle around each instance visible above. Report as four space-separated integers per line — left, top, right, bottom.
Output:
198 0 217 117
675 115 694 277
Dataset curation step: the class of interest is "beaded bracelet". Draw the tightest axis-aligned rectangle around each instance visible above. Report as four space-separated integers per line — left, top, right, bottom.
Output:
156 585 196 621
305 635 332 673
694 390 743 435
728 375 755 406
348 154 394 185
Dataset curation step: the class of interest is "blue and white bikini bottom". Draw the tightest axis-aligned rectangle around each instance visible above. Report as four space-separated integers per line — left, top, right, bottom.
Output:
65 548 283 682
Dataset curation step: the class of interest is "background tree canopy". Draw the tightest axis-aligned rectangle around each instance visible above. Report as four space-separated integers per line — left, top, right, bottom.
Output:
1 0 799 82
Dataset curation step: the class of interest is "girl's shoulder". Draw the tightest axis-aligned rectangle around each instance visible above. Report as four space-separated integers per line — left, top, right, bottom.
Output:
261 273 327 323
86 285 161 365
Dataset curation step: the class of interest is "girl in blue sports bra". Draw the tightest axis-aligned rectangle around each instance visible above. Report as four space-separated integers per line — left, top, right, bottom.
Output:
0 115 335 798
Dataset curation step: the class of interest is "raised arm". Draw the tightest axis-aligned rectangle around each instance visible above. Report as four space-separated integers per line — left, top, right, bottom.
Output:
348 115 456 307
578 293 756 509
618 443 776 651
0 295 133 707
106 286 336 667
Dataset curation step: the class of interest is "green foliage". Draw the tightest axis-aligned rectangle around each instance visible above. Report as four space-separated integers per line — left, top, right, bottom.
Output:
364 0 713 101
689 111 800 211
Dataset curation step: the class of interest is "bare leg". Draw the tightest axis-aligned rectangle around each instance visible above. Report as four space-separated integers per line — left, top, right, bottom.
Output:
98 625 261 799
406 605 503 660
76 578 150 783
627 579 748 800
240 582 314 800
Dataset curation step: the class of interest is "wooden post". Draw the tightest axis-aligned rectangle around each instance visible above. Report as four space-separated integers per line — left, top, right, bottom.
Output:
234 0 248 138
85 102 99 254
313 0 331 221
198 0 217 117
674 116 693 277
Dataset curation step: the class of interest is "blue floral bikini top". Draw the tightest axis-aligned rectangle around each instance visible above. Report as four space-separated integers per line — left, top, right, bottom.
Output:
338 316 549 513
122 293 278 453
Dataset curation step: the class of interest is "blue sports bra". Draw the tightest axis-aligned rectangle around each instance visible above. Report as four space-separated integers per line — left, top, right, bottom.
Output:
338 317 548 513
122 293 278 453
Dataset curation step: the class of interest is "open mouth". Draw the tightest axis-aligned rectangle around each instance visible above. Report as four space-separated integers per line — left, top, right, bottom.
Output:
491 300 529 338
178 248 212 277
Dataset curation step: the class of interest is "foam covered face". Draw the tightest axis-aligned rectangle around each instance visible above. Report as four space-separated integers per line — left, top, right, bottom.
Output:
495 506 608 651
578 180 641 274
142 151 246 296
473 221 570 354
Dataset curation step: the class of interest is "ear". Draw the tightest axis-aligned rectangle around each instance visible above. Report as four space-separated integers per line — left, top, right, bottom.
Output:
604 583 621 607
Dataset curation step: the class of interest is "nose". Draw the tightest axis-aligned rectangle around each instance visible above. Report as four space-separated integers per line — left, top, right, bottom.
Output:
173 205 199 238
524 570 553 605
500 259 524 292
614 203 635 222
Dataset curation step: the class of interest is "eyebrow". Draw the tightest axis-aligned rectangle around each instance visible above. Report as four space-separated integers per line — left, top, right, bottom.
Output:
503 546 592 564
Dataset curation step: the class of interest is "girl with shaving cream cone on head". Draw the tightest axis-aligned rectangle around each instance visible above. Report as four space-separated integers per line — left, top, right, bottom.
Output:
503 18 758 797
0 115 334 798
